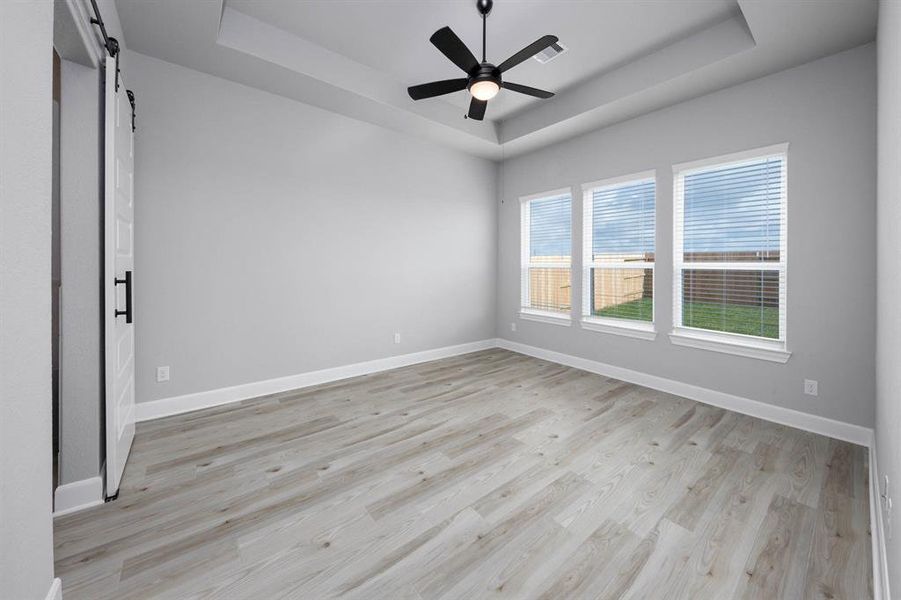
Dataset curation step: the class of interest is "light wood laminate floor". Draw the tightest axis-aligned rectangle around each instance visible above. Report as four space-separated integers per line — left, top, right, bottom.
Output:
54 349 872 599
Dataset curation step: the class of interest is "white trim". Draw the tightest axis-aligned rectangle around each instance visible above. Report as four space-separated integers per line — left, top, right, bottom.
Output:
581 172 657 332
672 144 789 352
494 338 872 447
58 0 101 67
136 339 496 422
870 444 892 600
519 310 572 327
519 186 574 204
580 318 656 340
673 165 685 334
137 338 871 447
671 142 790 174
53 476 104 517
520 190 574 317
44 578 62 600
581 169 656 192
521 198 531 310
669 328 791 363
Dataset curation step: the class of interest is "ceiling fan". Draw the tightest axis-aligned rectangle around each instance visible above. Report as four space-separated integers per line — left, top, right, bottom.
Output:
407 0 557 121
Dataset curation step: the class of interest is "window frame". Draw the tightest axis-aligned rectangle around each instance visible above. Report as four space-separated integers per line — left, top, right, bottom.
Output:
519 187 574 326
670 143 791 363
580 170 657 341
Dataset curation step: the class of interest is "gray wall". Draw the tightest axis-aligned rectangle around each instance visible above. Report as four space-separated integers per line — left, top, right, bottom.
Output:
0 0 57 597
877 0 901 591
497 43 877 428
59 58 104 486
126 51 498 404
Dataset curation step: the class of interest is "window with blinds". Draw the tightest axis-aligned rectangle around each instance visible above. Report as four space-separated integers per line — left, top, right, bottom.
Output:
582 173 656 332
520 190 572 318
673 146 787 346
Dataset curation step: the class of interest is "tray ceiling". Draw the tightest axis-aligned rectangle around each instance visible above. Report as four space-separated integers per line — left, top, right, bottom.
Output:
115 0 877 159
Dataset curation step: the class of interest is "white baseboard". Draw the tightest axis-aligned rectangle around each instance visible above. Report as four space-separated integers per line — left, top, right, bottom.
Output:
44 577 62 600
869 444 892 600
136 339 497 422
495 338 874 447
53 476 104 517
138 337 874 449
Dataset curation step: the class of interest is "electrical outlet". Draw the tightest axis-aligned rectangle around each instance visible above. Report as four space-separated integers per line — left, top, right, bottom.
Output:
511 322 517 332
393 333 401 344
803 379 818 396
156 366 170 383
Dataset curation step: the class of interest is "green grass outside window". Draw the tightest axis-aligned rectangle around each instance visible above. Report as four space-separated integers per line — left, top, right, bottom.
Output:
594 297 779 339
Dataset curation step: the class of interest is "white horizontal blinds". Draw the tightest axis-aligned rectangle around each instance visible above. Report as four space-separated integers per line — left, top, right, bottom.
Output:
522 192 572 314
674 151 787 341
584 177 655 323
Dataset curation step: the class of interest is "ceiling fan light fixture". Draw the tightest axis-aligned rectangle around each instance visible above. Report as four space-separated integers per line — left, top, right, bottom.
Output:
470 79 500 101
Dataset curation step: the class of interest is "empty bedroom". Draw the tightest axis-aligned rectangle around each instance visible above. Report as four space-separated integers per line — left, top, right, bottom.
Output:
1 0 900 598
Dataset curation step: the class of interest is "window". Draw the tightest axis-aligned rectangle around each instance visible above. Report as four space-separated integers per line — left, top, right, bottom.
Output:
581 172 656 339
520 189 572 324
671 144 790 362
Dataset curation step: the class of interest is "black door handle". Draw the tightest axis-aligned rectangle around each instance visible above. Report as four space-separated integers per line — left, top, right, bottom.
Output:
114 270 133 324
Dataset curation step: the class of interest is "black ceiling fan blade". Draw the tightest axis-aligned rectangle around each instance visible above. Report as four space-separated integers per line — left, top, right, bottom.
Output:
408 78 469 100
468 97 488 120
430 27 480 74
497 35 558 73
502 81 554 99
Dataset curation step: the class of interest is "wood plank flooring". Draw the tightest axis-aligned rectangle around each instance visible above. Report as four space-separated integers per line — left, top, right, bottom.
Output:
54 349 872 599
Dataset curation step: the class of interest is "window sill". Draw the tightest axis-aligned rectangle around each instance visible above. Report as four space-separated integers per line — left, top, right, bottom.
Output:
581 318 656 341
519 310 572 327
668 328 791 363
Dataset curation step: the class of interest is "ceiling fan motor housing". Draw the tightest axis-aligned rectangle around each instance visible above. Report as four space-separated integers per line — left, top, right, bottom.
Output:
468 63 502 92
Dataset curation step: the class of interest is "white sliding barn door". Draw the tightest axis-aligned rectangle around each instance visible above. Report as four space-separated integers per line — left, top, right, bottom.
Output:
104 55 135 497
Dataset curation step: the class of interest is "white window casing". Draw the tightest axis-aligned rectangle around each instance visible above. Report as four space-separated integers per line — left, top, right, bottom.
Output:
671 143 791 363
581 171 656 340
520 188 573 324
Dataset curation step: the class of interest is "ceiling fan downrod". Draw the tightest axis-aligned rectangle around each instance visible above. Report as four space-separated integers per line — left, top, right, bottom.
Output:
478 0 493 63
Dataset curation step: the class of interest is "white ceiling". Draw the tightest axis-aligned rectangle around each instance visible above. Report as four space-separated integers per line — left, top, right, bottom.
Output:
115 0 877 160
227 0 738 120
